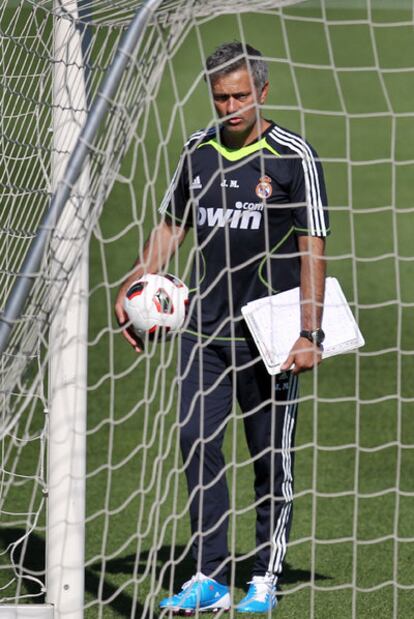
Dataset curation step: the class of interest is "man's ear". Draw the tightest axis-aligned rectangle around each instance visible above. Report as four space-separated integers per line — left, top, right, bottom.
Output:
260 80 269 104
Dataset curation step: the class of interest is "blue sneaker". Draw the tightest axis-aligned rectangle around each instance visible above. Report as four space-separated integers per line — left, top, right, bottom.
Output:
159 572 231 615
235 576 277 614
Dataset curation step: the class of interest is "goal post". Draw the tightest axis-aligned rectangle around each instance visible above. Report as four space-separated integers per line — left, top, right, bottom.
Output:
1 0 170 616
46 0 90 615
1 1 413 618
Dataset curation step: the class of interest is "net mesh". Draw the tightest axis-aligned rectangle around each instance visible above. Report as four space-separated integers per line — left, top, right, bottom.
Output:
1 0 413 617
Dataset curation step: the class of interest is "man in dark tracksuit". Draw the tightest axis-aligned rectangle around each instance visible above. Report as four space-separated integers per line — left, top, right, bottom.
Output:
115 41 329 614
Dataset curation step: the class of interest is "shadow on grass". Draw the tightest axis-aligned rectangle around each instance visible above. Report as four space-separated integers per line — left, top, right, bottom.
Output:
89 544 331 614
0 528 147 617
0 527 46 601
0 530 330 618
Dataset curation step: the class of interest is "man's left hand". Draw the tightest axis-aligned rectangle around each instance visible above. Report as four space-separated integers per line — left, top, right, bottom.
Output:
280 336 323 375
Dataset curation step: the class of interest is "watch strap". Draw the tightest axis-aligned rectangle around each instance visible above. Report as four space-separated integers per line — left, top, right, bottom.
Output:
300 328 325 346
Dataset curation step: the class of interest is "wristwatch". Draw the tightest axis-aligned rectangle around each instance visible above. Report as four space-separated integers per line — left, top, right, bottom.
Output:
300 328 325 347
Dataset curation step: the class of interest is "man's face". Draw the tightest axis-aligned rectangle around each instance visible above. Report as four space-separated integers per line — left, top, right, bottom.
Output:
210 66 269 139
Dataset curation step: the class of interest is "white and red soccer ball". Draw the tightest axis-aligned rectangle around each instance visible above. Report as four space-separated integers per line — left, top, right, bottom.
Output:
123 273 188 336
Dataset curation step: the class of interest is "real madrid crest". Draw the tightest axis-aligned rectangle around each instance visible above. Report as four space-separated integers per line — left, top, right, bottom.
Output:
255 175 273 200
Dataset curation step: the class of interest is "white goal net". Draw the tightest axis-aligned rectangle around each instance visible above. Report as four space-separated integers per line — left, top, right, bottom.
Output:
1 0 413 618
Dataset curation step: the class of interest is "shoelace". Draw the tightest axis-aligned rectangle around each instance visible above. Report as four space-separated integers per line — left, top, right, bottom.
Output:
246 577 275 603
182 572 209 590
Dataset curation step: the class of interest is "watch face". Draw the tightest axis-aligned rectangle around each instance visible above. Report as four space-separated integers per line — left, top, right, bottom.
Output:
313 329 325 345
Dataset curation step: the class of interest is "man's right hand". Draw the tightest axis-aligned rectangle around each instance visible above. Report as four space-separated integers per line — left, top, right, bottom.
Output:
114 282 143 353
114 220 187 354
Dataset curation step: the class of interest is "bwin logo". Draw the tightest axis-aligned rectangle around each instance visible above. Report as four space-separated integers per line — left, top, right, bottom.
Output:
197 207 262 230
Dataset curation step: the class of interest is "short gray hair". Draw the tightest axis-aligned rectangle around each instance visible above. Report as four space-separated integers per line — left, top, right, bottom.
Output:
205 41 269 92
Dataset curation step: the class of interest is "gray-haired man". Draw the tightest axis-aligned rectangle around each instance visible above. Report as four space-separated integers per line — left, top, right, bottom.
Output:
115 41 329 614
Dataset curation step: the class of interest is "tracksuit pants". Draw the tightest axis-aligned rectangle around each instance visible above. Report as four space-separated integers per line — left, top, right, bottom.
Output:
179 333 299 586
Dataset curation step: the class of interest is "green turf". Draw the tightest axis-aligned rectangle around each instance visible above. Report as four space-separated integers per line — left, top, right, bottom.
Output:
1 2 414 617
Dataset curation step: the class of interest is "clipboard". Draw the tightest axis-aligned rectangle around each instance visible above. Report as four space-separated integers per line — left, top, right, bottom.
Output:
241 277 365 375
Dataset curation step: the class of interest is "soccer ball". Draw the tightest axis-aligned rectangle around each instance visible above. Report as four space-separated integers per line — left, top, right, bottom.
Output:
123 273 189 336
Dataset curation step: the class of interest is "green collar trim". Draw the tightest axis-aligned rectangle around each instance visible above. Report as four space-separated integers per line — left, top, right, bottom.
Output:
198 137 280 161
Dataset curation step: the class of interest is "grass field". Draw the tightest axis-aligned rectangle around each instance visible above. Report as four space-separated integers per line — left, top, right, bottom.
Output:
1 1 414 618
